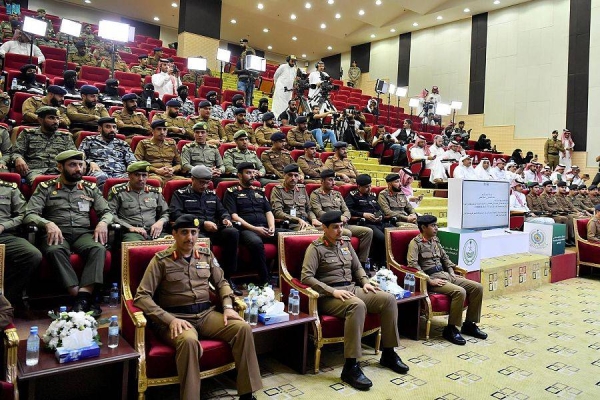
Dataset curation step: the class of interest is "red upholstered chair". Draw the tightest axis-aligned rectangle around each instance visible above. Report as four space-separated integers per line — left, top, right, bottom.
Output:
3 53 38 71
182 82 196 97
320 152 334 163
222 89 244 102
115 71 142 90
198 85 220 100
43 59 77 79
121 239 243 399
202 76 221 88
574 218 600 275
81 65 110 85
102 178 161 199
130 135 148 152
385 228 467 339
278 232 381 373
220 119 234 129
7 92 34 125
163 179 193 204
146 37 162 47
290 149 303 161
118 51 138 65
449 163 458 178
176 140 191 154
38 45 66 62
406 143 432 182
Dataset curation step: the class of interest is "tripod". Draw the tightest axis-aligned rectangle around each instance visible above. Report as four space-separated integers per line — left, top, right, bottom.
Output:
310 90 337 114
287 87 311 115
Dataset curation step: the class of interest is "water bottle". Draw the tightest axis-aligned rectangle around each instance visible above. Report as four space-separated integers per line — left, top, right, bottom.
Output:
249 299 259 326
364 258 371 275
404 274 410 291
109 283 119 308
59 306 67 314
287 289 294 313
11 78 17 91
26 326 39 366
409 273 416 293
291 290 300 316
146 96 152 108
243 297 251 323
108 315 119 348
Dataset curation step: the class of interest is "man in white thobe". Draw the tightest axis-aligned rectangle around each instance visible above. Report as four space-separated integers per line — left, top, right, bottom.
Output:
453 156 478 180
272 55 299 117
151 61 181 99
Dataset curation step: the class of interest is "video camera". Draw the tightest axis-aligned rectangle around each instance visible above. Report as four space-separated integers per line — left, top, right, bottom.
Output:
319 72 339 93
295 72 310 93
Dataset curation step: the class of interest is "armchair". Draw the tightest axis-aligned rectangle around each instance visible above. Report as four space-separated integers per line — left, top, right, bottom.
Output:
385 228 467 339
575 218 600 275
278 232 381 374
121 239 245 399
0 244 18 400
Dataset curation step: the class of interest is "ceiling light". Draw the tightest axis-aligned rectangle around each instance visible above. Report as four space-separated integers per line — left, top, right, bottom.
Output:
358 9 365 16
436 15 443 20
153 17 159 21
263 28 269 32
84 0 91 3
390 28 396 32
171 2 177 7
305 2 311 9
376 0 382 4
257 3 264 9
231 19 237 24
268 45 272 50
302 53 307 58
328 0 334 4
292 36 297 41
413 22 418 26
320 23 326 29
327 46 332 50
335 13 341 19
464 8 470 12
370 34 376 38
290 13 297 20
494 0 500 4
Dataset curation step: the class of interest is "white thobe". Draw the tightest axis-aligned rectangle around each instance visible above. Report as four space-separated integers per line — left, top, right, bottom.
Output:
272 64 298 117
151 72 180 99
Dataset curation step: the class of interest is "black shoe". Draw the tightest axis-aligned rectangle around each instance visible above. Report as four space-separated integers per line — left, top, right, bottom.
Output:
380 351 409 374
239 393 256 400
72 298 90 313
443 325 466 345
461 321 488 340
341 363 373 391
89 303 102 318
229 279 243 296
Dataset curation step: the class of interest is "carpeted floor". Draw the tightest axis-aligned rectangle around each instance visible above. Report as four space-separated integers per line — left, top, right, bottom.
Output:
147 276 600 399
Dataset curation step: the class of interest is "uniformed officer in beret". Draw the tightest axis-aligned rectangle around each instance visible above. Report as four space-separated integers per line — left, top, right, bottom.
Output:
22 85 70 128
224 108 252 143
130 54 154 81
309 169 373 264
68 41 98 68
254 112 279 146
407 215 486 345
188 100 225 146
287 116 314 149
134 119 186 185
0 88 10 122
567 184 594 214
539 180 576 245
223 94 246 120
578 185 597 210
0 119 11 171
206 90 226 120
544 130 565 170
135 214 262 400
113 93 151 138
301 210 408 390
66 84 109 135
260 132 297 179
224 162 290 285
324 142 359 183
180 122 224 177
108 160 169 242
297 141 325 181
223 131 274 185
170 165 241 294
378 173 417 224
270 163 318 231
587 204 600 243
152 99 193 141
13 106 77 184
24 150 113 316
589 185 600 206
16 64 45 93
147 47 163 68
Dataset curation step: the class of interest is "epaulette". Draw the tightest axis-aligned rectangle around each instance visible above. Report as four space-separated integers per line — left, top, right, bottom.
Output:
110 182 128 194
414 235 424 243
134 111 145 116
147 185 162 193
165 138 176 144
156 246 175 259
197 246 210 255
227 186 238 192
82 180 97 189
350 190 358 195
40 178 60 188
210 116 219 121
297 183 306 188
208 144 218 149
0 180 17 189
340 235 351 241
205 189 216 195
31 95 43 101
70 101 83 106
327 155 334 159
22 127 38 133
312 237 325 246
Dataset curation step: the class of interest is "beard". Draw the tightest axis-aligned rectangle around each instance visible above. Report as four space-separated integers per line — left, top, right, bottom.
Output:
259 105 268 112
168 111 178 118
50 97 61 107
102 131 116 141
391 186 402 192
63 169 82 182
208 98 217 105
84 100 96 108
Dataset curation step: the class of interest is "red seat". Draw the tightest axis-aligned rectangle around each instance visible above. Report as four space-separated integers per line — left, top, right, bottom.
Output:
0 173 21 192
38 45 66 62
51 77 89 87
176 139 191 154
163 179 193 204
279 232 380 373
129 47 148 57
290 149 303 161
575 218 600 274
43 59 77 79
102 177 161 199
146 37 162 47
3 53 38 71
80 65 110 85
115 71 142 90
222 89 244 102
121 239 239 398
8 92 34 125
337 184 357 199
220 119 234 129
182 82 196 97
198 85 220 99
138 43 155 52
406 143 432 181
6 70 47 89
202 76 221 88
319 152 334 163
118 51 139 65
130 135 148 152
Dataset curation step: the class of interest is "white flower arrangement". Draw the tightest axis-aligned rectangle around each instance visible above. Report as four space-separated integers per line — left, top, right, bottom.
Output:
43 310 102 351
375 267 398 283
247 284 276 314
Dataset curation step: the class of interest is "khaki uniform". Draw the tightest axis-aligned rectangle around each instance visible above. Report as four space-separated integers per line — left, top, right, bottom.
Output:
224 122 252 143
260 149 294 178
254 126 279 146
301 236 399 358
540 192 574 241
579 193 596 209
587 216 600 243
99 57 130 72
377 190 415 222
130 64 155 80
147 55 162 68
0 93 10 121
67 52 98 68
21 96 70 127
24 178 112 288
309 187 373 262
112 109 151 138
66 101 109 133
324 156 358 180
0 127 12 169
567 194 593 214
151 112 193 141
544 139 565 170
107 182 169 242
12 128 76 184
270 184 316 229
223 148 265 176
297 155 324 179
287 127 313 149
180 142 224 174
188 116 225 145
134 243 262 400
134 138 185 185
407 234 483 327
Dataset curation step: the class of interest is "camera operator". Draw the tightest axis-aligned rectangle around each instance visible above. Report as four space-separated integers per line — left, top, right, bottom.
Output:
371 125 406 166
308 61 328 107
338 106 370 151
235 38 256 106
307 104 337 149
272 54 298 117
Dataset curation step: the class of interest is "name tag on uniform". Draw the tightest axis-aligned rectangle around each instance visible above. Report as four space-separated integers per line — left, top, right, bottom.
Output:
196 262 209 269
290 208 297 217
254 192 262 198
340 247 350 255
78 201 90 212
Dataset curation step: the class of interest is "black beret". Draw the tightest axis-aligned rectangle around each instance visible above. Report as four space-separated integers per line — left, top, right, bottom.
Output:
303 141 316 149
172 214 200 231
356 174 372 186
569 184 579 190
20 64 37 73
596 204 600 212
417 214 437 226
151 119 167 129
320 169 335 179
296 116 307 124
578 185 587 190
98 117 116 125
262 112 275 121
232 94 244 102
80 85 99 95
121 93 138 101
271 132 286 141
47 85 67 95
105 78 118 86
542 180 553 187
35 106 58 117
177 85 188 92
206 91 217 97
166 99 182 107
320 210 343 226
556 181 567 187
385 173 400 182
198 100 211 108
590 185 598 190
334 141 348 149
153 47 163 52
237 162 255 172
283 164 299 174
64 70 77 79
234 107 246 115
138 54 148 60
258 97 269 104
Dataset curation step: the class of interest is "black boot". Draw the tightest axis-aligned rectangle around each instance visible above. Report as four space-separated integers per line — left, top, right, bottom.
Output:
461 321 488 339
341 361 373 391
380 349 409 374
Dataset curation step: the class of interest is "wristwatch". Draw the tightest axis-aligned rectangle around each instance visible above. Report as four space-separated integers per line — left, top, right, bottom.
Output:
223 304 234 309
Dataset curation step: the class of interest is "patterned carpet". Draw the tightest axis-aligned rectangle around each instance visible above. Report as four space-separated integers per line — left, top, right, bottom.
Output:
147 276 600 400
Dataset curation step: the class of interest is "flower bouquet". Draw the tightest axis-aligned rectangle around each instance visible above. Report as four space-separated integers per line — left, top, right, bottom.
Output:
374 267 410 299
43 310 104 363
247 284 288 324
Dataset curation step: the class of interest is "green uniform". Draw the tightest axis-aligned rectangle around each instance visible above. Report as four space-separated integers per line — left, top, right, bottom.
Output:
151 112 192 141
270 184 316 229
112 109 151 138
147 55 162 68
224 122 252 143
324 155 358 180
301 235 399 358
21 96 70 127
587 216 600 243
67 52 98 68
223 147 265 176
134 138 185 185
544 138 565 170
260 149 295 178
377 189 415 222
66 101 109 132
0 180 41 305
180 142 224 174
0 127 12 170
407 234 483 327
0 21 14 41
297 155 324 179
107 182 169 242
12 128 76 184
188 116 225 144
24 178 113 288
286 127 313 149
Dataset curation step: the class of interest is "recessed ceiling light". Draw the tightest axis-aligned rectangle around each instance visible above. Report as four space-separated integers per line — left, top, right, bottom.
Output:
328 0 334 4
267 45 272 50
327 46 332 50
320 23 326 29
335 13 341 19
263 28 269 32
84 0 91 3
390 28 396 32
413 22 419 26
302 53 307 58
171 2 177 7
358 9 365 16
292 36 297 41
376 0 382 5
153 16 159 21
464 8 470 12
305 2 311 9
290 13 297 20
231 19 237 24
257 3 264 9
370 34 376 38
494 0 500 4
436 15 443 20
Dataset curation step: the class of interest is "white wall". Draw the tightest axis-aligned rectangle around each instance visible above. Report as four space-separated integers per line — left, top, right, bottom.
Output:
159 27 178 47
29 0 123 26
369 36 399 84
485 0 570 138
409 19 472 115
588 0 600 167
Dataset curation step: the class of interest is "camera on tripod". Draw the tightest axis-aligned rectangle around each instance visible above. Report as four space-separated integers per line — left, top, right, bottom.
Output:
422 101 434 112
294 72 311 93
319 72 339 94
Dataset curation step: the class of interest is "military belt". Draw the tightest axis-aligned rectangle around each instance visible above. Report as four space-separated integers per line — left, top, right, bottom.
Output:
330 281 352 287
548 152 559 155
164 302 212 314
423 265 444 275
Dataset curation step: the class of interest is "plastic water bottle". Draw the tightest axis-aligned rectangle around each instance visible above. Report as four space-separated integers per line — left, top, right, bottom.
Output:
404 274 410 291
249 299 259 326
409 273 416 293
11 78 17 91
291 290 300 316
109 283 119 308
26 326 39 366
364 258 371 274
243 297 251 323
288 289 294 313
108 315 119 348
59 306 67 314
146 96 152 108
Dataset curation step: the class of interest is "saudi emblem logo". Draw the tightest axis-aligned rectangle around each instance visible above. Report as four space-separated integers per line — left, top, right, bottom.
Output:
463 239 478 266
530 229 545 249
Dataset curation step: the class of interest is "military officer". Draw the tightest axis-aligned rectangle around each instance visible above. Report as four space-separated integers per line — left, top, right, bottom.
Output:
21 85 70 128
34 9 55 37
107 161 169 242
309 169 373 264
0 125 12 171
539 180 575 245
113 93 151 139
180 122 224 176
206 90 226 120
0 14 20 41
407 215 486 345
287 116 314 149
134 214 262 400
134 120 185 185
223 131 270 184
66 85 109 135
324 142 359 183
59 70 81 99
24 150 113 316
224 162 290 285
169 165 241 295
587 204 600 243
223 94 246 121
68 41 97 68
188 100 225 146
0 179 41 308
270 164 318 231
297 141 325 180
152 99 193 142
589 185 600 206
78 117 137 187
13 106 76 184
579 185 597 210
224 108 252 143
567 184 594 214
130 55 155 81
378 173 418 224
544 130 565 170
301 210 408 391
260 132 297 179
254 112 279 147
79 24 99 47
147 47 163 68
0 90 10 121
99 52 130 72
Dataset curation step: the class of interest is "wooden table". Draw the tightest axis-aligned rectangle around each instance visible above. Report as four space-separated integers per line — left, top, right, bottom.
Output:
251 312 316 374
397 293 427 340
17 329 139 400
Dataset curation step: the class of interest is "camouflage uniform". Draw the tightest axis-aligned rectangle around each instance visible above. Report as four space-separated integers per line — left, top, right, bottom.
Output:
568 194 594 214
130 64 155 80
254 126 279 146
260 149 295 178
78 135 137 186
224 122 252 143
134 138 185 185
99 56 130 72
210 104 226 120
0 93 10 121
187 116 224 144
539 192 574 241
112 109 151 138
223 147 265 176
21 96 70 127
0 21 14 41
151 112 193 141
324 155 358 181
180 142 224 174
147 55 162 68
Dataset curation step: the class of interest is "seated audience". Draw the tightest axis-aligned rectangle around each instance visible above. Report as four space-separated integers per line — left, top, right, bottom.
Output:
260 132 296 179
134 120 185 185
550 164 566 184
509 180 554 224
152 61 180 99
152 99 192 142
222 131 268 182
490 158 508 181
278 99 298 126
175 85 195 118
113 93 151 138
68 41 97 68
378 173 418 224
225 108 252 143
138 84 166 111
66 85 110 134
15 63 45 94
362 98 379 116
206 90 226 120
286 116 314 149
297 141 325 180
247 97 270 123
180 122 224 177
270 164 318 231
22 85 69 128
60 70 82 98
539 181 576 246
474 157 493 180
474 134 492 151
453 155 478 180
130 54 155 81
324 142 358 183
587 205 600 243
0 30 45 64
188 100 225 146
255 112 279 146
223 94 246 121
567 184 594 215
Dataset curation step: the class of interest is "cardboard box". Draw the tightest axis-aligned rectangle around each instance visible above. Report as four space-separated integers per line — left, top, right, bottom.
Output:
258 312 290 325
55 342 100 364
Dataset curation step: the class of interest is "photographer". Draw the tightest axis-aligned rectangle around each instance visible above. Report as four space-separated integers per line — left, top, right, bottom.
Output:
307 105 337 149
338 106 370 151
372 125 406 166
308 61 328 107
235 38 256 106
151 60 181 98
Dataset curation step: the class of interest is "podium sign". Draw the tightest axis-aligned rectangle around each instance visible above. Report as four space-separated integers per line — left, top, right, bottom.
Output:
437 228 482 272
523 222 566 256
